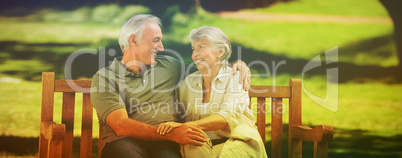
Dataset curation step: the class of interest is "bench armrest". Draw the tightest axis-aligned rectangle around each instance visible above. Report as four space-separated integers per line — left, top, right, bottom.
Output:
291 125 333 142
40 121 66 141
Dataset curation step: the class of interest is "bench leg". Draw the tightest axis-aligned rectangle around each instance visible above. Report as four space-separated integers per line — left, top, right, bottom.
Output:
313 141 328 158
47 138 63 158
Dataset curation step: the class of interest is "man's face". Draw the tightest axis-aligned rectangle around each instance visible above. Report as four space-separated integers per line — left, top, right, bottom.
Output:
136 22 164 66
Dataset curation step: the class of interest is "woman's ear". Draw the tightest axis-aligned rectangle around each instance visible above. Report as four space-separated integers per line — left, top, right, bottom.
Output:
129 34 137 46
219 47 225 57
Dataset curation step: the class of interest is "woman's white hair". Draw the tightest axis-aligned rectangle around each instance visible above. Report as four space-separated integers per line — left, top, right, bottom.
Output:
118 14 161 52
189 26 232 65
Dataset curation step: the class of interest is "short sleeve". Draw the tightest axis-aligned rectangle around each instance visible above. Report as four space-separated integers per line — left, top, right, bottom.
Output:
217 72 250 135
90 69 126 124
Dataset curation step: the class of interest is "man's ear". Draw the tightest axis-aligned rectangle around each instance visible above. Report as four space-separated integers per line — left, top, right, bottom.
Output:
129 34 137 45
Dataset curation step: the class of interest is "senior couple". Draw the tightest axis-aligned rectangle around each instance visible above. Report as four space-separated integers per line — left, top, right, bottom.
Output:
91 14 267 158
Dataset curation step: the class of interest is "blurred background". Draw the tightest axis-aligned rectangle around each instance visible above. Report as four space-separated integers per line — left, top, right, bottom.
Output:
1 0 402 157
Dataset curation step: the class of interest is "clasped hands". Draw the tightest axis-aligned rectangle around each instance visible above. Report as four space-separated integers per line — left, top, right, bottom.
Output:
157 122 207 146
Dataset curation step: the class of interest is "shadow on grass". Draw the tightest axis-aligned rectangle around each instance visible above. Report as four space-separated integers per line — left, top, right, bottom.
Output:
1 127 402 157
0 33 401 83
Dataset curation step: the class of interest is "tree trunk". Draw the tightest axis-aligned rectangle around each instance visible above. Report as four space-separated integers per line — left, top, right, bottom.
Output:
379 0 402 67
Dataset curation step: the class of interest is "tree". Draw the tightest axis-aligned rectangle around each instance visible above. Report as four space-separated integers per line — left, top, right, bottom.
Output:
379 0 402 67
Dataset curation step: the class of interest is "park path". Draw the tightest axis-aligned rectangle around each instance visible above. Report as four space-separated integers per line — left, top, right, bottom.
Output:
217 11 392 24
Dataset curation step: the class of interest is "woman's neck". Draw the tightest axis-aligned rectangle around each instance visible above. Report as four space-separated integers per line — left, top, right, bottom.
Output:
202 63 222 88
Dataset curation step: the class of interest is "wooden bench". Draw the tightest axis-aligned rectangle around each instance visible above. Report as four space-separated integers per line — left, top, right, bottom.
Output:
39 72 333 158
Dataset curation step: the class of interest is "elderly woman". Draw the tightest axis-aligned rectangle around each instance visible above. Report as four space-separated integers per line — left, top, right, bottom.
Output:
158 26 267 158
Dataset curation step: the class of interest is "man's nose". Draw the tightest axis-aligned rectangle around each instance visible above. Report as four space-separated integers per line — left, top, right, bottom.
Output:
157 41 164 51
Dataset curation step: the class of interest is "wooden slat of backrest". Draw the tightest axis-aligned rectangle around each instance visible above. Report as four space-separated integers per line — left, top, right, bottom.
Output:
39 72 56 158
249 85 290 98
271 98 283 158
289 79 302 158
257 97 266 142
81 93 93 158
55 80 92 93
61 92 75 158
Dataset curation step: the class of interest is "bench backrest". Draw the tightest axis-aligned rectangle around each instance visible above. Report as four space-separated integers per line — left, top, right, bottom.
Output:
39 72 98 158
249 79 301 158
39 72 328 158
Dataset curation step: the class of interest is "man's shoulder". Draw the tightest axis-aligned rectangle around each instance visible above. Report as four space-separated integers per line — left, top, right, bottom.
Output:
155 55 183 73
156 55 181 65
91 65 119 86
94 66 114 77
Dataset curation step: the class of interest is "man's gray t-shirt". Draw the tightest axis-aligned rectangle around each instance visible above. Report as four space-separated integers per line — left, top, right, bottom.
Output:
90 55 184 149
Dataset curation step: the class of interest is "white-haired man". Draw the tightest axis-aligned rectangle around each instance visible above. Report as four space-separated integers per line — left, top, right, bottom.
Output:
91 14 250 158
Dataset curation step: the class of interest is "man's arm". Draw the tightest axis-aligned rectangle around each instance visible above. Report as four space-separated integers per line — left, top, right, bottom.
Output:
231 60 251 91
106 109 207 145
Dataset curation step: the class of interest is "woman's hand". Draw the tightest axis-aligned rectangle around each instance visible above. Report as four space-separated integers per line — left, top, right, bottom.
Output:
157 122 182 135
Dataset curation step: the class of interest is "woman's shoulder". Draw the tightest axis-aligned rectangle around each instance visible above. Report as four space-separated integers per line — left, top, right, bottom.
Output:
184 71 202 82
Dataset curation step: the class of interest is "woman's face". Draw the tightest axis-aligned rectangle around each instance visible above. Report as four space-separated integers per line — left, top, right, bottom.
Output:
192 39 223 71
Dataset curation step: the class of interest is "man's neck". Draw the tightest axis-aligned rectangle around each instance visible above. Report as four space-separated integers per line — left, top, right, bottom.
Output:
121 52 145 75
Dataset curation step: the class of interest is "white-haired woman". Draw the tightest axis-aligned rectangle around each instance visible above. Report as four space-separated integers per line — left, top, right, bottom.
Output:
157 26 267 158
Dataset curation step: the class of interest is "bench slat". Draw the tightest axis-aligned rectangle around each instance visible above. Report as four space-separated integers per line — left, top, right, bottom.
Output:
271 98 283 158
62 92 76 158
256 97 266 142
55 80 91 93
249 85 290 98
80 93 93 158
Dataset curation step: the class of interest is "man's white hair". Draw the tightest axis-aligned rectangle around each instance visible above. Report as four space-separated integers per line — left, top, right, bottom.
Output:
189 26 232 65
118 14 161 52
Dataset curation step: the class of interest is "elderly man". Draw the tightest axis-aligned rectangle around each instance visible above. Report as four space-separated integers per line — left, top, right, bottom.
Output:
90 14 250 158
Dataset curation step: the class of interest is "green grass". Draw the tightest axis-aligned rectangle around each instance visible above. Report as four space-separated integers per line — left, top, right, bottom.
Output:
0 80 99 138
0 18 120 44
244 0 389 17
167 11 396 66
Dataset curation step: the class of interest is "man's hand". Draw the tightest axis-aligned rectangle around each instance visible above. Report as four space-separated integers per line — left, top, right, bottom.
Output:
231 60 251 91
166 124 207 146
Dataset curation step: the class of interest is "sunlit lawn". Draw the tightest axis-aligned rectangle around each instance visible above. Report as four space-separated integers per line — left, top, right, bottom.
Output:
168 11 395 66
244 0 389 17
